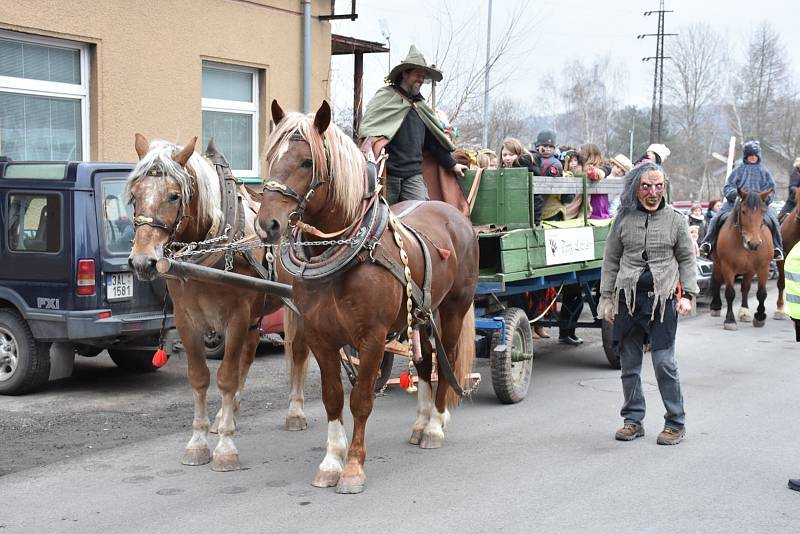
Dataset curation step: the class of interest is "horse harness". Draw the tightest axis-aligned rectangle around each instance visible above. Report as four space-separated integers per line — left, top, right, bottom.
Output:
271 152 466 397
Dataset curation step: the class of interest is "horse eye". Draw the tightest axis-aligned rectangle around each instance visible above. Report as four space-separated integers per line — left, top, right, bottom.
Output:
301 159 313 169
169 192 180 202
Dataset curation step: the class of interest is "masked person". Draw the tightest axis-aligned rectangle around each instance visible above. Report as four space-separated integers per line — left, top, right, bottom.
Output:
700 141 784 260
600 162 698 445
359 45 468 212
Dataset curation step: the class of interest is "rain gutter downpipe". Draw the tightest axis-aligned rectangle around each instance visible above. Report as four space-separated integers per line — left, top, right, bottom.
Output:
302 0 311 113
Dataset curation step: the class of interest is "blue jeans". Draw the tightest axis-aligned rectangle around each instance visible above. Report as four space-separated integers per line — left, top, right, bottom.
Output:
620 323 685 429
384 173 429 205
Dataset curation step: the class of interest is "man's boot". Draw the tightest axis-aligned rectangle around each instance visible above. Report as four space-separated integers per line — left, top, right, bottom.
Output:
774 247 784 261
656 426 685 445
789 479 800 492
615 423 644 441
700 242 712 255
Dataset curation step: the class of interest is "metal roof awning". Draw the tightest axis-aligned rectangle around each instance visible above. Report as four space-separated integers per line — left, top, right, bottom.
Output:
331 34 389 138
331 34 388 55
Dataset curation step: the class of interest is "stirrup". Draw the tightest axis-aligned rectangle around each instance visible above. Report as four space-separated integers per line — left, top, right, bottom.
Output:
774 248 784 261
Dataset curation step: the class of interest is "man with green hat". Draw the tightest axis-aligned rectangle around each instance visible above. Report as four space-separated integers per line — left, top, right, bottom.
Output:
359 45 468 213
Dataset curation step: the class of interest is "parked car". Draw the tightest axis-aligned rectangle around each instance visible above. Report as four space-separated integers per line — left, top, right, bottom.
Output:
0 161 175 395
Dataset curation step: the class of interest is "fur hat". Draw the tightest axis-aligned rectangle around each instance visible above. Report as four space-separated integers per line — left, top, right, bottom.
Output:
646 143 671 163
743 140 761 159
536 129 557 147
611 154 633 174
387 45 443 83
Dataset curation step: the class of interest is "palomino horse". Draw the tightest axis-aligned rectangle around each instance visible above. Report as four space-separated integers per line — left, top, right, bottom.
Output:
710 189 773 330
775 186 800 319
256 101 478 493
126 135 310 471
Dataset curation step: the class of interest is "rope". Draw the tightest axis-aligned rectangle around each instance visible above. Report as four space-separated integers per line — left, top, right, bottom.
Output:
528 283 565 324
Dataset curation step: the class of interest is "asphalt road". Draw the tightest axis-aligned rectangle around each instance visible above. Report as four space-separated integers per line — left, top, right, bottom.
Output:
1 290 799 533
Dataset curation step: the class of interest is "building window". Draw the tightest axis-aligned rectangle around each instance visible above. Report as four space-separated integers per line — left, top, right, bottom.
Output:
7 192 61 253
202 63 259 177
0 31 89 161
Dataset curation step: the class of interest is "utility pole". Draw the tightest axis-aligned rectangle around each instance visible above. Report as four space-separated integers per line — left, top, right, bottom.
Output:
482 0 493 148
638 1 676 144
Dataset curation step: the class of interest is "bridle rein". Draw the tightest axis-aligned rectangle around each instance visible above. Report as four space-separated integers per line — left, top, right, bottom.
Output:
131 166 190 243
261 132 332 229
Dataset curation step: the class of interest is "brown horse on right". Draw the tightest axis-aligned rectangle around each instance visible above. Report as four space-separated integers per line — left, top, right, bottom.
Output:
710 189 773 330
775 186 800 319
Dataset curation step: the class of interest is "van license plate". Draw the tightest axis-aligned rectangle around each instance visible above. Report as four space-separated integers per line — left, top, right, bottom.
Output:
107 272 134 301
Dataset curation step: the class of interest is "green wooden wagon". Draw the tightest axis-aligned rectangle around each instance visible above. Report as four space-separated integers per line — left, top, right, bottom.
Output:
461 168 625 404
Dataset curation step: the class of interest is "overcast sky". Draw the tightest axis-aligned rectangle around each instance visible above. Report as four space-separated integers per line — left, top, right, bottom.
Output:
329 0 799 117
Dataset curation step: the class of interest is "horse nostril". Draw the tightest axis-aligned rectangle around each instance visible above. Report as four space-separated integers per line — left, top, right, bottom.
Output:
128 257 134 268
147 258 157 269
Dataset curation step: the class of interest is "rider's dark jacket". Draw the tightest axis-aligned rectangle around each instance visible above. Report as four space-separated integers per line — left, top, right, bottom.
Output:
722 157 776 206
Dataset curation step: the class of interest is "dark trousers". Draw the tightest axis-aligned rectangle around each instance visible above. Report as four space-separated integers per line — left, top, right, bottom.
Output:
559 284 584 337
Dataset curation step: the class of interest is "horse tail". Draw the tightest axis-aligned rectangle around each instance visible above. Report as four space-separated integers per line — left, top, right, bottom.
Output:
445 303 476 409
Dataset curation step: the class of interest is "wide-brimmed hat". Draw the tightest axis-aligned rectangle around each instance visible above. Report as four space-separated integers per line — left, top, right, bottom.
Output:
387 45 443 83
611 154 633 173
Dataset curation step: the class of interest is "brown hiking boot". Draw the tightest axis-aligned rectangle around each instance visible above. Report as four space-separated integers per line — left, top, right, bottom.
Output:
656 426 685 445
615 423 644 441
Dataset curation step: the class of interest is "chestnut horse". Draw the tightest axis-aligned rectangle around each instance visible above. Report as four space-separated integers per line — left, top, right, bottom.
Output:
775 186 800 319
256 101 478 493
710 189 772 330
126 135 310 471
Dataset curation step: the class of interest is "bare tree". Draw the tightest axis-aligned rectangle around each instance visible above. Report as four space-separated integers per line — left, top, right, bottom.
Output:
457 97 529 150
731 21 789 142
428 0 533 123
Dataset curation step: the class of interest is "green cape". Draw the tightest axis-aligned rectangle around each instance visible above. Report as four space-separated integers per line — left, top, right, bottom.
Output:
359 86 455 152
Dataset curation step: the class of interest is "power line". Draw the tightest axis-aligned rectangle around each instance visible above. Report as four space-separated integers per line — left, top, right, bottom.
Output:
638 1 677 144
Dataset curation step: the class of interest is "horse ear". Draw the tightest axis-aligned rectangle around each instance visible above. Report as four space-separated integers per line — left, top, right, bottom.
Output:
134 133 149 160
173 136 197 167
760 190 771 201
271 100 285 125
738 188 747 199
314 101 331 135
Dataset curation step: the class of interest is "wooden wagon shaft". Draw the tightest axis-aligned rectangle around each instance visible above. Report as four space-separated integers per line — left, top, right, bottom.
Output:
155 257 293 298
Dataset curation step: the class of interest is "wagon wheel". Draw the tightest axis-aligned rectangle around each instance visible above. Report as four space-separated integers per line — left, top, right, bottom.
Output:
601 318 620 369
340 346 395 393
490 307 534 404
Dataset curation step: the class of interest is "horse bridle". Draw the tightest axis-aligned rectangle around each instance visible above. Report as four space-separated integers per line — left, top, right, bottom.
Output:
262 132 332 228
131 166 190 242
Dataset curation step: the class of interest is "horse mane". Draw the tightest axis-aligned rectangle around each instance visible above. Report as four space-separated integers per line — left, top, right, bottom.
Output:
264 112 365 222
125 139 222 229
732 190 764 227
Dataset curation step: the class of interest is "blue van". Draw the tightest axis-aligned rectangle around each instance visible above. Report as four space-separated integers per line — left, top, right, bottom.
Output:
0 161 174 395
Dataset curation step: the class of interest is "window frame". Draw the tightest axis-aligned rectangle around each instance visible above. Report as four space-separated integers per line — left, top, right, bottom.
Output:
201 62 259 177
0 30 91 161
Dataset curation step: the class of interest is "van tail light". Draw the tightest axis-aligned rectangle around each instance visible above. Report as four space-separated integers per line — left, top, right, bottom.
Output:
76 259 96 296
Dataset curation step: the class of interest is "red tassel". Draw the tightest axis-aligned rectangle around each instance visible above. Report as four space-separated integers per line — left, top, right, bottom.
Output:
399 371 412 389
152 348 168 368
437 248 451 260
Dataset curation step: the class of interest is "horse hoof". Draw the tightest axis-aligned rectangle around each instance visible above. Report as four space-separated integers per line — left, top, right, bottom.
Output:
181 447 211 466
723 322 738 331
285 415 308 431
312 469 341 488
737 309 752 321
335 475 366 494
211 453 240 472
753 319 766 327
210 421 219 434
409 429 423 445
710 309 721 317
774 311 789 320
419 432 444 449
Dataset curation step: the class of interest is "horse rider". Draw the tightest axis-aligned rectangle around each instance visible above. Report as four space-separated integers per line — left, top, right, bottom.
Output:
700 140 784 260
359 44 468 209
779 157 800 221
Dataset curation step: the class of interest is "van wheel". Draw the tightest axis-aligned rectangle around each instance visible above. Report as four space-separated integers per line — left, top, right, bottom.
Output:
108 349 159 372
0 309 51 395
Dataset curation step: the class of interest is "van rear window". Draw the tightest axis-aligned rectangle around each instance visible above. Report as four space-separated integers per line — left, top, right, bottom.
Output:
3 163 67 180
102 180 135 254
